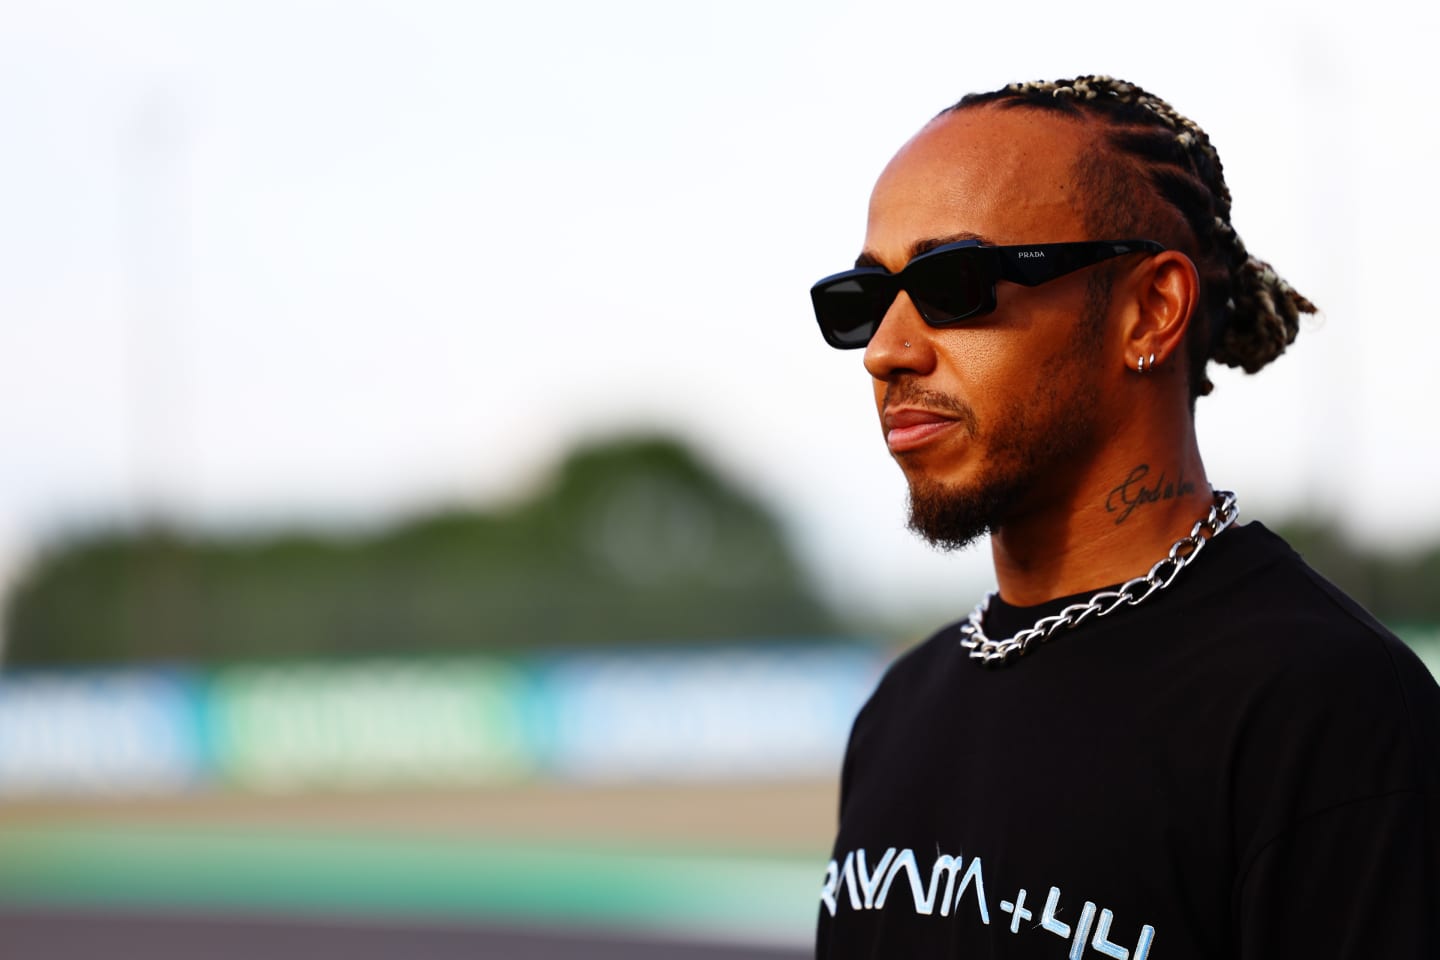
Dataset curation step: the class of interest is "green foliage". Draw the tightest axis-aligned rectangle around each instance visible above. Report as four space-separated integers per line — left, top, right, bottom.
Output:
4 436 836 666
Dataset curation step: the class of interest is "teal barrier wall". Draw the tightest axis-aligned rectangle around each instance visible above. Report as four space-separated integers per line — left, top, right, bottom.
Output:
539 647 881 781
207 659 536 790
0 668 206 795
7 635 1436 797
0 644 885 795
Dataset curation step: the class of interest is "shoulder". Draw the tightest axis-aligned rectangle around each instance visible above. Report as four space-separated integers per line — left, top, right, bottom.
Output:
1214 529 1440 952
845 626 959 737
1188 522 1440 818
1194 521 1430 681
835 623 980 809
1208 520 1438 719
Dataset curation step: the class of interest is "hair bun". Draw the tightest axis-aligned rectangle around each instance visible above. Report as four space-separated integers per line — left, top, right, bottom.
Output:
1213 255 1315 373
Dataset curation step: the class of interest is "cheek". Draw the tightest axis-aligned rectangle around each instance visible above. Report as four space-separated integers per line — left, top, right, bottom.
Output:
954 286 1102 390
932 330 1022 404
938 336 1004 374
936 328 1097 442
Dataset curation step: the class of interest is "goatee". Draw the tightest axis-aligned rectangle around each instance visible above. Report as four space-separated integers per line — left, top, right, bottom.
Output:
906 472 1024 551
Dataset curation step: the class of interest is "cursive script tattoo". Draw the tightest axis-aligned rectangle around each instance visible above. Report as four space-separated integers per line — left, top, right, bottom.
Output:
1105 464 1197 525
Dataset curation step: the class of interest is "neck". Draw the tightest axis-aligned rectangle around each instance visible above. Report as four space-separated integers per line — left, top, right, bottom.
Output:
989 441 1212 606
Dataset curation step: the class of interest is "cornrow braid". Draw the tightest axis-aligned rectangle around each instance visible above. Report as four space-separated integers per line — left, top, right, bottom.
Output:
946 75 1316 399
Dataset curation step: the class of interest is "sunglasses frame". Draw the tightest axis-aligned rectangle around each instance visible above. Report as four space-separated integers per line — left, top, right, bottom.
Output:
811 238 1165 349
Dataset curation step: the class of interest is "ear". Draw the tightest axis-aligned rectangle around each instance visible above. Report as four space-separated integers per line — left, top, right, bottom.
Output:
1120 251 1200 373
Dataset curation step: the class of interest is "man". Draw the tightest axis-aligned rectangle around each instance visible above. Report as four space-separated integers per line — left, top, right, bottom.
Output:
809 76 1440 958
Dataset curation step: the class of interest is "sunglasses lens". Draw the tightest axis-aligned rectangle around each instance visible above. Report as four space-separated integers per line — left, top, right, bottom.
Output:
812 275 894 349
904 249 988 325
811 245 997 348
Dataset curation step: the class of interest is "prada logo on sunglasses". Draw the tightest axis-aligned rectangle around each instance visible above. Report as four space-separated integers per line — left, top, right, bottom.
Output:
810 238 1167 350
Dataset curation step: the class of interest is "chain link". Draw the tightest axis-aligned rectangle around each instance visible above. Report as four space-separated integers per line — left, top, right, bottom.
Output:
958 491 1238 666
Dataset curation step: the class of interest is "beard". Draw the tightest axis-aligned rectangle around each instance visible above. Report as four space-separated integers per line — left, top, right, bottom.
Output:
901 275 1110 551
903 396 1092 550
906 464 1024 551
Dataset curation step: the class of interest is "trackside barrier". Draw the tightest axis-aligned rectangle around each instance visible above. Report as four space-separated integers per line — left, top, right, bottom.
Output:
540 647 882 780
0 669 205 796
0 644 887 796
209 659 535 791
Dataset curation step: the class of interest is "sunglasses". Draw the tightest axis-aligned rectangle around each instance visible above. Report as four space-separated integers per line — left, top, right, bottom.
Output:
810 238 1165 349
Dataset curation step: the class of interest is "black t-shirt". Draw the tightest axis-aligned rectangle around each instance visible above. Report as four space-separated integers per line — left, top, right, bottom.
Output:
816 522 1440 958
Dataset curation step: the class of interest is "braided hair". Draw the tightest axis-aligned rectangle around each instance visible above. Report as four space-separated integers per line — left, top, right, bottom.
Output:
946 76 1315 400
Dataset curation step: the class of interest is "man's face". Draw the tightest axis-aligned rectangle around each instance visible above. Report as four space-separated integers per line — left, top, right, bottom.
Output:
860 106 1114 548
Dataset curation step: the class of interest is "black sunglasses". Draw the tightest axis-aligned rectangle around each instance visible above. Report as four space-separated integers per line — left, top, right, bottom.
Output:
810 238 1165 349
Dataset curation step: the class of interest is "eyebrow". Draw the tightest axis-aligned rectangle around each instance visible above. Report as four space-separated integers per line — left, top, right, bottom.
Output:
854 231 993 270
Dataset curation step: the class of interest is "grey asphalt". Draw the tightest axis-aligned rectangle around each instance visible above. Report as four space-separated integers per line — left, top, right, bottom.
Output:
0 907 811 960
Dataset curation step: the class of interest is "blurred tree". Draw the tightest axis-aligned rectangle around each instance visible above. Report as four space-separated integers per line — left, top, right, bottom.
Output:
4 435 837 666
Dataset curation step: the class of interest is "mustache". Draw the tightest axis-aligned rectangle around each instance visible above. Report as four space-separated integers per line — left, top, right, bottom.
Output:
882 382 980 433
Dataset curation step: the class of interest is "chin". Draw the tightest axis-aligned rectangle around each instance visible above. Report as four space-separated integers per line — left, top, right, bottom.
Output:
905 471 1015 552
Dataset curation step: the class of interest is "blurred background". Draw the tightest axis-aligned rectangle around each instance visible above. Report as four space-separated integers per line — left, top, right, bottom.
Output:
3 1 1439 957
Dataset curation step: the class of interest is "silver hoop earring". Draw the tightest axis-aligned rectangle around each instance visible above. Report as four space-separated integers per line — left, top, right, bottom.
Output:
1149 352 1157 369
1136 355 1146 373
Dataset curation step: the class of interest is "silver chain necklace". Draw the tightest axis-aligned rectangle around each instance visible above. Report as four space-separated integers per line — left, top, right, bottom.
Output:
958 490 1238 665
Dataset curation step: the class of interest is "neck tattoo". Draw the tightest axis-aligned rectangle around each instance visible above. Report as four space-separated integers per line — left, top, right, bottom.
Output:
959 490 1238 666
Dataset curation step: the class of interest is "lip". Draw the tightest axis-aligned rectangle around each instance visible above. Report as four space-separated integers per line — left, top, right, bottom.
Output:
883 407 960 453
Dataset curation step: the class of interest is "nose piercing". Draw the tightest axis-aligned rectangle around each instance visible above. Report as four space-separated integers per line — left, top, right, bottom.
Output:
904 341 911 348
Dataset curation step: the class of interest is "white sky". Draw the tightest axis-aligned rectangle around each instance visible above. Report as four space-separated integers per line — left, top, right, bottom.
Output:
3 0 1438 625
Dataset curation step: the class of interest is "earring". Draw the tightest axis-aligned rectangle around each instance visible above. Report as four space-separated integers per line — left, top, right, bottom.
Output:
1136 355 1146 373
904 341 911 348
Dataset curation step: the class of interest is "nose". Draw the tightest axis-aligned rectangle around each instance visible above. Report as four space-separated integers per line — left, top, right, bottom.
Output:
863 291 934 381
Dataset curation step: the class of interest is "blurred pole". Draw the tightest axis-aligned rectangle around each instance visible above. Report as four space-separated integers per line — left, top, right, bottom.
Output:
120 89 192 529
119 89 196 658
1298 34 1356 528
